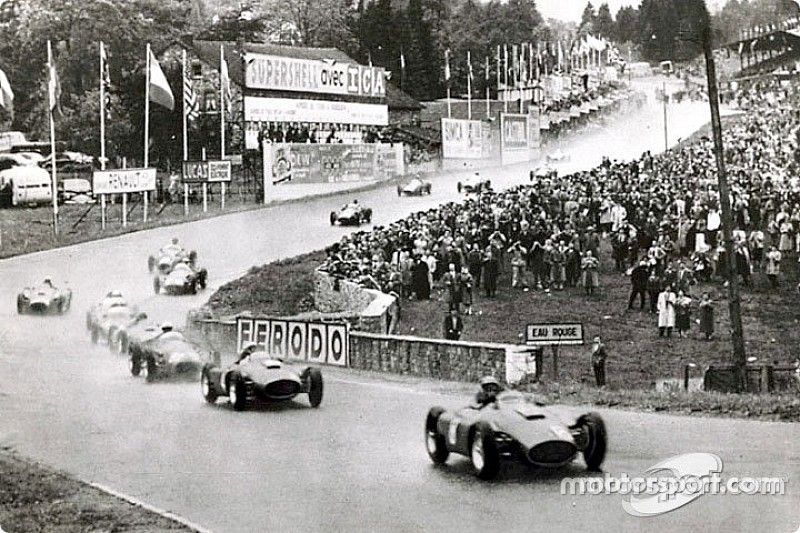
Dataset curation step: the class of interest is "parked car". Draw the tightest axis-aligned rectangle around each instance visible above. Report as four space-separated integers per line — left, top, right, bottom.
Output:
0 154 52 207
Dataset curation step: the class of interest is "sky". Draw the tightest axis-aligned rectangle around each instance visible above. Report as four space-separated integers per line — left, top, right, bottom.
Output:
536 0 726 23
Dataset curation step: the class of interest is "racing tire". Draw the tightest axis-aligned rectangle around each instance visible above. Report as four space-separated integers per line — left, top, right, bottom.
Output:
148 256 155 273
330 212 337 226
363 209 372 224
85 312 92 330
425 407 449 465
470 422 500 480
188 250 197 267
228 373 248 411
145 357 158 383
396 185 402 197
153 277 160 295
90 327 99 345
425 184 432 195
457 182 463 194
16 297 24 315
198 270 208 290
201 366 218 404
307 368 323 408
189 280 198 295
129 354 141 377
578 412 607 472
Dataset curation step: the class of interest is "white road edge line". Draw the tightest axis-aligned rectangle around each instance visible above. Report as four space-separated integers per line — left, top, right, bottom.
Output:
87 481 214 533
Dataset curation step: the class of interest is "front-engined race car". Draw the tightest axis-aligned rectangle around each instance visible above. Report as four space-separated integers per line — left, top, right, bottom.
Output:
397 177 432 196
330 203 372 226
201 352 323 410
147 246 197 273
546 149 570 163
88 301 139 345
425 391 607 480
17 281 72 315
128 328 209 382
457 175 491 194
153 260 208 295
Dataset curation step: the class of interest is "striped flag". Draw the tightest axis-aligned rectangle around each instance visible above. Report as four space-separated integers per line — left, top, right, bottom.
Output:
99 42 111 118
444 48 451 82
148 48 174 111
0 67 12 110
47 43 61 114
183 51 199 122
220 48 231 104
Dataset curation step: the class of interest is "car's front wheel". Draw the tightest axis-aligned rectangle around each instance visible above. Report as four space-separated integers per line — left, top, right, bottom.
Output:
578 412 607 471
228 373 248 411
153 277 160 295
307 368 323 408
425 407 449 464
129 354 141 376
470 422 500 480
145 357 158 383
201 367 218 404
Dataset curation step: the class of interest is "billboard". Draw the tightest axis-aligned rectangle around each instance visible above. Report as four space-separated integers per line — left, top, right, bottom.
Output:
92 168 156 194
500 113 529 164
441 118 485 159
237 317 349 367
244 96 388 126
244 53 386 98
264 143 404 185
527 108 541 150
182 160 232 184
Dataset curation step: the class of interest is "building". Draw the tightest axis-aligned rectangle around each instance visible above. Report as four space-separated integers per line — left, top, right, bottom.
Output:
160 39 422 156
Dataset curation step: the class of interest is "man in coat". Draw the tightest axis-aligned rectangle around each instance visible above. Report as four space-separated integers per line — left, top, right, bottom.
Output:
657 284 677 338
627 260 649 310
590 336 607 387
443 308 464 341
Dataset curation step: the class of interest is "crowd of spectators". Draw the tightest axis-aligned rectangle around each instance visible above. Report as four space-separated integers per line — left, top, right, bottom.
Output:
254 122 388 145
319 74 800 339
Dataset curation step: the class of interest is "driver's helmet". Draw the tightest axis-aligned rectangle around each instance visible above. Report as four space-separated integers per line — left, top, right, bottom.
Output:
352 199 359 205
107 290 122 298
43 277 53 286
160 322 174 333
479 376 503 396
239 342 258 360
136 312 148 321
171 237 179 245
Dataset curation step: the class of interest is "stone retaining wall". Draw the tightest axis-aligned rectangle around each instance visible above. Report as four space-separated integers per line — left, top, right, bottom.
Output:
314 270 399 334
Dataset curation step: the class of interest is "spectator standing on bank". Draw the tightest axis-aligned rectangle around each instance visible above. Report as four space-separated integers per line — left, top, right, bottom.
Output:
442 263 463 311
581 250 600 296
674 289 692 338
460 265 474 315
443 308 463 341
590 336 607 387
657 284 677 338
765 246 782 289
627 260 649 311
483 249 499 297
699 292 714 340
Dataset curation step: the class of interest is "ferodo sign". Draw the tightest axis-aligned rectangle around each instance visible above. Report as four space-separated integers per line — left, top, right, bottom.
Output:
236 317 349 367
245 53 386 98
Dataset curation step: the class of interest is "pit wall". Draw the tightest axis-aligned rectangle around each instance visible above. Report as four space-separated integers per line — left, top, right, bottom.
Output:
185 315 509 383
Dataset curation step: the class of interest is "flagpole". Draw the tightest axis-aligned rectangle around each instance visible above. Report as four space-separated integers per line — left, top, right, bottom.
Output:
445 49 451 118
99 42 107 230
142 43 150 224
47 40 58 236
503 45 508 113
485 56 490 119
182 48 189 217
467 50 472 120
219 44 226 210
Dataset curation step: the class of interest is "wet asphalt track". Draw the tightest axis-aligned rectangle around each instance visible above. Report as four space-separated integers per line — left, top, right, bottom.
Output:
0 78 797 532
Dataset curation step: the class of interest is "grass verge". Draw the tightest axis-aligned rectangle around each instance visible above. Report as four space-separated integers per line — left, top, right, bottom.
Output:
0 448 193 532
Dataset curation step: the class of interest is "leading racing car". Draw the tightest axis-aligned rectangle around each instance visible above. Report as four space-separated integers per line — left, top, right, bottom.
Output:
424 378 606 480
148 238 197 272
330 201 372 226
17 278 72 315
201 345 323 410
397 176 432 196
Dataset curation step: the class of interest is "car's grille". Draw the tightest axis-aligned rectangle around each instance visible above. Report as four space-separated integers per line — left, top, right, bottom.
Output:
528 441 576 466
30 302 47 312
174 362 197 375
265 380 300 397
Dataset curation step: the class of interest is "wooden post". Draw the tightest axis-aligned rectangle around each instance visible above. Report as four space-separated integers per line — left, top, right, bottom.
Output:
100 194 106 229
122 193 127 227
184 183 189 216
201 147 208 213
221 181 226 210
551 344 559 381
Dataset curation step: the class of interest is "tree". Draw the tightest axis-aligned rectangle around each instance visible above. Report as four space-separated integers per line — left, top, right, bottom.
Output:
272 0 357 50
579 1 597 33
595 3 614 39
614 6 639 44
400 0 441 100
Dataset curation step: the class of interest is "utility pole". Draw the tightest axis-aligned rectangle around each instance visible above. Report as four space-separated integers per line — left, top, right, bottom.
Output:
701 20 747 391
662 80 669 151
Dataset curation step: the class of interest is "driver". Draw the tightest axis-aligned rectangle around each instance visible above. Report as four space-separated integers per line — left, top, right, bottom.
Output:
237 342 258 364
42 277 54 288
159 322 174 334
161 237 183 256
474 376 503 407
344 199 359 211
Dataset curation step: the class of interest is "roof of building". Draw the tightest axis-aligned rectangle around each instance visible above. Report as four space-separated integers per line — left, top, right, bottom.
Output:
184 39 422 111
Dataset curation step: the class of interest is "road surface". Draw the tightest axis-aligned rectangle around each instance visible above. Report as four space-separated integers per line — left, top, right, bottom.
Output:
1 78 797 532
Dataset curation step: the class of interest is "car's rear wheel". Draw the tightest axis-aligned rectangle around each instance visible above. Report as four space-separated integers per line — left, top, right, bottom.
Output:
228 373 248 411
129 354 141 376
425 407 449 464
307 368 323 408
329 212 337 226
153 277 160 295
201 367 218 404
90 327 99 344
189 280 198 295
578 412 607 471
396 185 402 197
145 357 158 383
470 422 500 480
16 297 24 314
147 256 155 272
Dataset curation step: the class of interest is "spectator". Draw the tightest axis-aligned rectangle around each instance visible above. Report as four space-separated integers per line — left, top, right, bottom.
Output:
442 263 463 311
627 260 649 311
657 284 677 338
460 265 474 315
765 246 781 289
674 289 692 338
581 250 600 296
590 335 607 387
699 292 714 340
483 249 499 297
443 309 463 341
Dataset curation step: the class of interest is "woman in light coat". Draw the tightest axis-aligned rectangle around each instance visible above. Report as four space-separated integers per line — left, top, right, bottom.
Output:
657 284 677 338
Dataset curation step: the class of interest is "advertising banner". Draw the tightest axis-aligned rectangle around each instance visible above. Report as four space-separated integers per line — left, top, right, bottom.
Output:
500 113 529 164
527 108 541 150
245 53 386 98
265 143 404 185
181 160 232 184
441 118 484 159
92 168 156 194
237 317 350 366
244 96 388 126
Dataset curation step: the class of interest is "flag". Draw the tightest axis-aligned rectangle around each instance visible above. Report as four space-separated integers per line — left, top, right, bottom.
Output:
484 55 489 82
400 49 405 71
0 67 12 110
444 48 450 82
495 45 501 90
183 51 199 122
47 43 61 114
467 51 473 81
220 48 231 103
99 42 111 118
148 49 174 110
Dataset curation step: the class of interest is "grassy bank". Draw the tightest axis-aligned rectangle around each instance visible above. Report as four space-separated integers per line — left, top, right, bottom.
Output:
0 449 193 532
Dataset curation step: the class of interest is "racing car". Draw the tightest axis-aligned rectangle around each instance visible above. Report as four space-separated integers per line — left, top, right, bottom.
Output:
86 290 128 331
128 324 209 382
88 301 140 346
397 176 432 196
201 350 324 410
330 202 372 226
17 279 72 315
457 175 491 194
153 259 208 295
147 242 197 273
546 149 570 163
424 389 607 480
530 164 558 181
